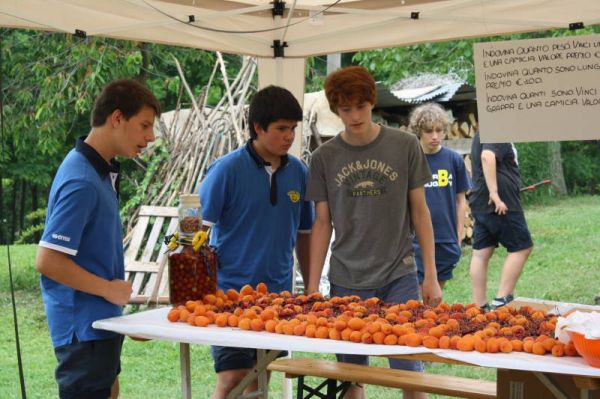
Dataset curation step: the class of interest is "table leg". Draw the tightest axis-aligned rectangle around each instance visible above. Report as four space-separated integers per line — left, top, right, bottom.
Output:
180 342 191 399
257 349 269 398
534 372 569 399
227 349 281 399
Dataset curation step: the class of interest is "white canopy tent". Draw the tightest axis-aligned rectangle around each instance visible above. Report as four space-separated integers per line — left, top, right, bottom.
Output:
1 0 599 150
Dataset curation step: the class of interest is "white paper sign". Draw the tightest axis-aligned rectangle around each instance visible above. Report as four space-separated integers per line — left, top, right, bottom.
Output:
474 34 600 143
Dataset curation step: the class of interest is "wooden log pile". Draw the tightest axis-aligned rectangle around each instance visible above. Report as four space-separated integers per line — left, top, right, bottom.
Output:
448 112 478 139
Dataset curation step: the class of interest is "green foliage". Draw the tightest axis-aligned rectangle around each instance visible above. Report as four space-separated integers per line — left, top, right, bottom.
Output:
305 56 326 92
120 138 172 226
353 40 476 85
514 143 554 204
15 208 46 244
1 29 231 243
351 26 600 86
561 141 600 194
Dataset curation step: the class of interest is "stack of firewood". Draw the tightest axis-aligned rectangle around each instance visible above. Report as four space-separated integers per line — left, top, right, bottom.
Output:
449 112 478 139
450 112 476 245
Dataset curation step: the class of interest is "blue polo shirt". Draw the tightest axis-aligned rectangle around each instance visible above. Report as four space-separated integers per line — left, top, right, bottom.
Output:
199 141 314 293
39 138 124 348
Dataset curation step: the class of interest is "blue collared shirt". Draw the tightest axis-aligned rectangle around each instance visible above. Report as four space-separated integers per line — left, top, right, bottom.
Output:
200 141 314 293
39 137 124 347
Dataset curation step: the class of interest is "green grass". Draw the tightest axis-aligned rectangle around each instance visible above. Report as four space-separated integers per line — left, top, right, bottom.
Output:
0 244 39 291
1 196 599 398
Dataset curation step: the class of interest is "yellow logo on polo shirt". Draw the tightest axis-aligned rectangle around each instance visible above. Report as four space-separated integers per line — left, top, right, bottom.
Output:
287 190 300 203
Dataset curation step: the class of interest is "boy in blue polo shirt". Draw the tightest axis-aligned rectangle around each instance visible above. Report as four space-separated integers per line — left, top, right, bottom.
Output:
199 85 313 399
408 102 471 290
36 79 160 399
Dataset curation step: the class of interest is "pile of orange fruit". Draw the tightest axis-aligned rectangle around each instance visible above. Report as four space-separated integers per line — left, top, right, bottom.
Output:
166 283 579 357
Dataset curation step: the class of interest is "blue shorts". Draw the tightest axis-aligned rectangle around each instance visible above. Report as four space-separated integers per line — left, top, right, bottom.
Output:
414 242 461 284
472 212 533 252
211 346 288 373
329 272 423 372
54 335 123 399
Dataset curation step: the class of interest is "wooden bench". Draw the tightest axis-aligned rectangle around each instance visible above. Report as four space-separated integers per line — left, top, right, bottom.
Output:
268 357 497 399
124 205 179 306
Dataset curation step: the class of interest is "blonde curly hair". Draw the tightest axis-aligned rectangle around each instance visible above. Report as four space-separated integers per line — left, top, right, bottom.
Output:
408 102 451 138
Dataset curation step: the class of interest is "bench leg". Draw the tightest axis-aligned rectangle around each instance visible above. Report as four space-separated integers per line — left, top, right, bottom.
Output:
296 376 351 399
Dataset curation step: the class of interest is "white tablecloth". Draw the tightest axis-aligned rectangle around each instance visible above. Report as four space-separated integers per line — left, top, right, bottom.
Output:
93 307 600 377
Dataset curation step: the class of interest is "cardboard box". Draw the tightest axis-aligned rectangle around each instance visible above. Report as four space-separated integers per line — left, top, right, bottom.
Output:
497 369 600 399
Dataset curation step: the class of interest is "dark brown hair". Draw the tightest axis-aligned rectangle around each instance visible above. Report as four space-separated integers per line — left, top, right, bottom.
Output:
91 79 161 127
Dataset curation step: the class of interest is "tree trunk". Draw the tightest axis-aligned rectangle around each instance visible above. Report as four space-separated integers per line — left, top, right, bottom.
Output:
0 172 4 244
10 179 17 242
19 179 26 235
548 141 567 196
32 183 40 242
138 43 149 83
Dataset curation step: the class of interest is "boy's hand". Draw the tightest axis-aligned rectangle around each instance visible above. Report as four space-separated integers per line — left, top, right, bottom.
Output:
104 279 133 306
421 277 442 307
305 282 319 294
488 193 508 215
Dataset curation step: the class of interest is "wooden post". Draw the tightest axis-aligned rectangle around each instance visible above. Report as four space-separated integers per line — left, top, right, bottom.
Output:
180 343 191 399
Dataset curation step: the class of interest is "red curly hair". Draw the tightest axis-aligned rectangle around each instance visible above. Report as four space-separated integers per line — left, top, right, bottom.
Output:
324 66 376 114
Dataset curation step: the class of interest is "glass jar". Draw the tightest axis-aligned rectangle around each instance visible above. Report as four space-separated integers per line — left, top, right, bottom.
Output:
178 194 201 242
168 244 217 305
168 193 217 305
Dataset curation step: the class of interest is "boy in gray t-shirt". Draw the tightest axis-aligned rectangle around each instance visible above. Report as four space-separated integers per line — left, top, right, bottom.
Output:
306 66 441 399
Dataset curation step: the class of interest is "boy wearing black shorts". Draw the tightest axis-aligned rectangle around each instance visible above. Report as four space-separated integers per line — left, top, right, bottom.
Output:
468 132 533 310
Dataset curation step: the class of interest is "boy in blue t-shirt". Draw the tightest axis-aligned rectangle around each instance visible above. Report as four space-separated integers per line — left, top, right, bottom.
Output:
36 79 160 399
199 85 314 399
409 102 471 290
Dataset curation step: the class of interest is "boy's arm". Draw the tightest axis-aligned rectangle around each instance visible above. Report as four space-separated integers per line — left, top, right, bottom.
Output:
409 186 442 306
456 192 467 245
306 201 332 294
481 149 507 215
295 233 311 289
36 247 132 306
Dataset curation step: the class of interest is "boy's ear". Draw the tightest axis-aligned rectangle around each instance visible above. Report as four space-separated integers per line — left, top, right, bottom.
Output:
253 121 265 136
109 109 123 127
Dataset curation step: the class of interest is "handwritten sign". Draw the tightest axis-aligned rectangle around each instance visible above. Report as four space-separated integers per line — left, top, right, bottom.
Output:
474 34 600 143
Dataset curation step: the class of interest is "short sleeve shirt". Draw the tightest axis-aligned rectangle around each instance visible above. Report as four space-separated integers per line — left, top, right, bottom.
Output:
421 147 471 243
39 139 124 348
469 132 522 213
199 142 314 293
306 126 431 289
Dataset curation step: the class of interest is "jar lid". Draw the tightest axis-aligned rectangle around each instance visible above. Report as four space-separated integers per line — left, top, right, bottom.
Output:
179 193 200 207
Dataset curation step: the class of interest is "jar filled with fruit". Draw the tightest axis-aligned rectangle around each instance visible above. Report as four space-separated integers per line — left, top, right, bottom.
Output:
167 194 217 305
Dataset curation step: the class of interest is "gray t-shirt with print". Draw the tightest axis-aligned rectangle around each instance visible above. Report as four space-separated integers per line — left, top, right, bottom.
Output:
307 126 431 289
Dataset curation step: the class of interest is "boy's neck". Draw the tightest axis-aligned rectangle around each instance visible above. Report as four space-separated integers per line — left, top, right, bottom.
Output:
85 127 116 163
421 143 443 155
252 140 281 169
341 122 381 146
